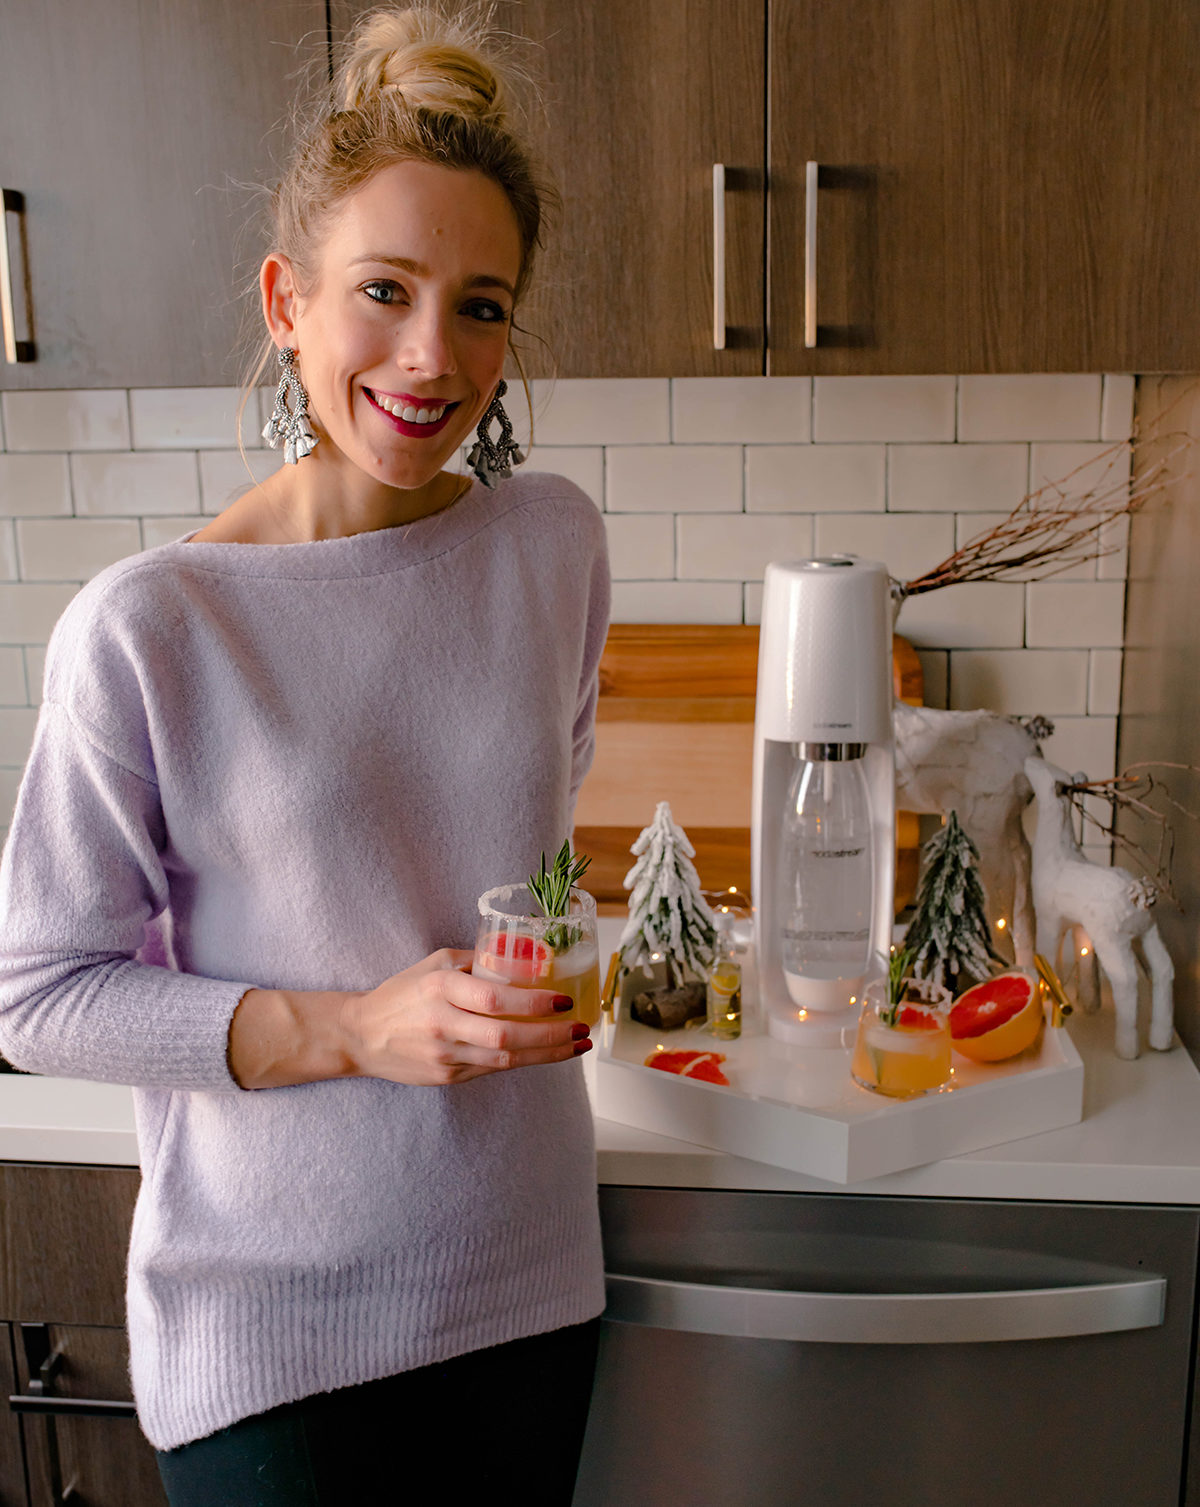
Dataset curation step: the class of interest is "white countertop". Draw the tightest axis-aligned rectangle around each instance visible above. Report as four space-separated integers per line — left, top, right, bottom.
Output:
5 1005 1200 1203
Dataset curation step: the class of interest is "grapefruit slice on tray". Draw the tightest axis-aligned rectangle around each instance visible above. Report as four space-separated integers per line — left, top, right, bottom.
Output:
950 970 1045 1062
646 1049 730 1086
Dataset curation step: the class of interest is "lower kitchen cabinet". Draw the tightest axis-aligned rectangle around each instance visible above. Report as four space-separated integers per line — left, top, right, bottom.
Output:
0 1164 165 1507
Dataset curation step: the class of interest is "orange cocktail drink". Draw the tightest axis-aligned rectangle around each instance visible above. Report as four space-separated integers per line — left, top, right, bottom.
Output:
473 883 601 1027
850 976 953 1098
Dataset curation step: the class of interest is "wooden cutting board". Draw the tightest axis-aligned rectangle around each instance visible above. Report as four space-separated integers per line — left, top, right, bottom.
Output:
573 624 923 914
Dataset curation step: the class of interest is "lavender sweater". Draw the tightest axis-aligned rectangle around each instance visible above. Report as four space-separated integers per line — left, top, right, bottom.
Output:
0 473 610 1450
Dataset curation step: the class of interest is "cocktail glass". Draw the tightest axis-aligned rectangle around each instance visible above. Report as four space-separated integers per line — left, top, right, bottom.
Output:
473 883 601 1027
850 975 953 1098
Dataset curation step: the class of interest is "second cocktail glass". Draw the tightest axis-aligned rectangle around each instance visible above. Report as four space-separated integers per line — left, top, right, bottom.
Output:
473 883 601 1027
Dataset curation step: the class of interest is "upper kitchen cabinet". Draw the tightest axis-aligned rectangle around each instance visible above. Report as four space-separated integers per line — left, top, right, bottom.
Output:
0 0 326 389
331 1 766 377
770 0 1200 374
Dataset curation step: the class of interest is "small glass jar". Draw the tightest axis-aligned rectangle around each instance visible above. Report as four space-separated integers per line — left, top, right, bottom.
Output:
850 975 953 1099
705 918 743 1040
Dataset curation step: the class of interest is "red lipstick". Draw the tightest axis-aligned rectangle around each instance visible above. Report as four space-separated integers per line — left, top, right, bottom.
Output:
364 388 460 439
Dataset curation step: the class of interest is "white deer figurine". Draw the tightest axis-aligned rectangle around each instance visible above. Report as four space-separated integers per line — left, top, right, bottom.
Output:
1025 756 1175 1060
894 703 1052 967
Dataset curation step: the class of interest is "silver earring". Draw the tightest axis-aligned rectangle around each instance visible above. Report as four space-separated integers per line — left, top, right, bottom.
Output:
467 379 524 488
262 347 318 465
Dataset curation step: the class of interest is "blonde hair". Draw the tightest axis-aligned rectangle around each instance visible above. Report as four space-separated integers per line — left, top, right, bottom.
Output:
238 5 550 449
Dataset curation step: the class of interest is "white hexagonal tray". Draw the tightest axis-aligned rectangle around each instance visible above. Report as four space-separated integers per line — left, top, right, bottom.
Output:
594 960 1084 1185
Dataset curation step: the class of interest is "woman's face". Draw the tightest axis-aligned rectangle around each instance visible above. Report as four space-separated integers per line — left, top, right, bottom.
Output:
283 160 523 492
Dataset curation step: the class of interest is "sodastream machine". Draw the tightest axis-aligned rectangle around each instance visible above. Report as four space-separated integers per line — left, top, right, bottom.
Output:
751 557 897 1046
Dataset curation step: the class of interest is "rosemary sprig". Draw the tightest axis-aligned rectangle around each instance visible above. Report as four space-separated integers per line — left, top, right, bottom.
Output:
880 946 912 1026
528 840 591 952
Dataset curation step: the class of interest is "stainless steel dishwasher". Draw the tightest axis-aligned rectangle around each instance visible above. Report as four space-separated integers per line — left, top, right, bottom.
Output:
573 1187 1199 1507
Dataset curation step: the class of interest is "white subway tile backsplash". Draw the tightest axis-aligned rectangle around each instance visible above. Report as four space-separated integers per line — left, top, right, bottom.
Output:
746 445 884 513
531 379 669 446
958 376 1101 442
23 647 45 705
671 378 811 444
0 771 21 827
887 444 1027 513
813 377 956 443
677 513 813 581
0 378 1139 739
1040 715 1118 780
71 452 200 517
1101 376 1136 442
949 650 1088 716
1088 649 1123 714
131 388 257 450
198 449 284 514
1026 580 1125 648
610 581 743 624
606 445 741 513
0 455 72 517
523 448 603 507
0 648 26 705
0 585 78 644
17 519 142 582
1096 510 1131 582
603 514 674 579
914 650 948 709
896 583 1026 649
1 390 130 452
141 517 208 551
1030 442 1129 507
815 512 955 583
0 708 37 767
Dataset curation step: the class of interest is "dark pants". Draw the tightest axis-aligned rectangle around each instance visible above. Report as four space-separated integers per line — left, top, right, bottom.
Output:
156 1317 601 1507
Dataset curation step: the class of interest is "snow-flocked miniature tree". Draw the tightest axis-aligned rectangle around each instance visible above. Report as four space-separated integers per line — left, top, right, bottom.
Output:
619 801 717 988
905 809 1003 996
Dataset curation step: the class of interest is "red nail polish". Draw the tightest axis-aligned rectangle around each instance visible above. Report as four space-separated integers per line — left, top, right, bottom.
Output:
571 1022 590 1041
552 995 573 1012
573 1039 593 1056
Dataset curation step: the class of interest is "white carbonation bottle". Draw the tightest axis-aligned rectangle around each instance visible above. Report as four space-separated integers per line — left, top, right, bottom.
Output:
777 745 875 1011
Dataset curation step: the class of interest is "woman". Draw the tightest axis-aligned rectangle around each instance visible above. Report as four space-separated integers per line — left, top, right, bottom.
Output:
0 8 609 1504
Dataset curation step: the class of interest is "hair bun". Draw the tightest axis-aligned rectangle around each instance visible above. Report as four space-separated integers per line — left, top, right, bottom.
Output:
338 6 508 123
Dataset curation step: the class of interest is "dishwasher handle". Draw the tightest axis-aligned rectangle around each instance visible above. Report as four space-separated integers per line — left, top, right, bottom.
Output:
604 1270 1166 1345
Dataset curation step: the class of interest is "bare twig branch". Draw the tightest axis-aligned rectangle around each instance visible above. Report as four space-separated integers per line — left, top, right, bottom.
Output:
1060 763 1200 908
894 424 1191 600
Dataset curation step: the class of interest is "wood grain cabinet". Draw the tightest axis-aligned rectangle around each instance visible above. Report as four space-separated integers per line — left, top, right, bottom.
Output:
331 0 768 378
333 0 1200 377
6 1 1199 388
0 1165 165 1507
770 0 1200 374
0 0 325 390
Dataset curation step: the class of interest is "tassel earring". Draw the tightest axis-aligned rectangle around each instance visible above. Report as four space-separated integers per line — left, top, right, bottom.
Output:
467 379 525 488
262 347 318 465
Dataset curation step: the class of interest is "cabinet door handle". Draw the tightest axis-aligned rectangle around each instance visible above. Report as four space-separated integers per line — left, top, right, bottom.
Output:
605 1270 1166 1345
9 1393 137 1418
0 189 34 364
712 163 727 351
804 160 819 348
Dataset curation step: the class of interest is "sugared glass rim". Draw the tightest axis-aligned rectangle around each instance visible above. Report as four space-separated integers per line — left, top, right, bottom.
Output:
477 882 597 922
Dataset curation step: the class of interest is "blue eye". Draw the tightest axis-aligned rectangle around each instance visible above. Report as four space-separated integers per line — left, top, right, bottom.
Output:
362 281 402 305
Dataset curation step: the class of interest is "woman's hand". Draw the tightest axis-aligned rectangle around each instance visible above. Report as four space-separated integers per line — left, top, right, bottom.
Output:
228 948 590 1091
344 948 590 1086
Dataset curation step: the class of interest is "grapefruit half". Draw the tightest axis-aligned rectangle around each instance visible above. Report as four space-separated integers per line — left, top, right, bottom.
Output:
950 971 1044 1062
